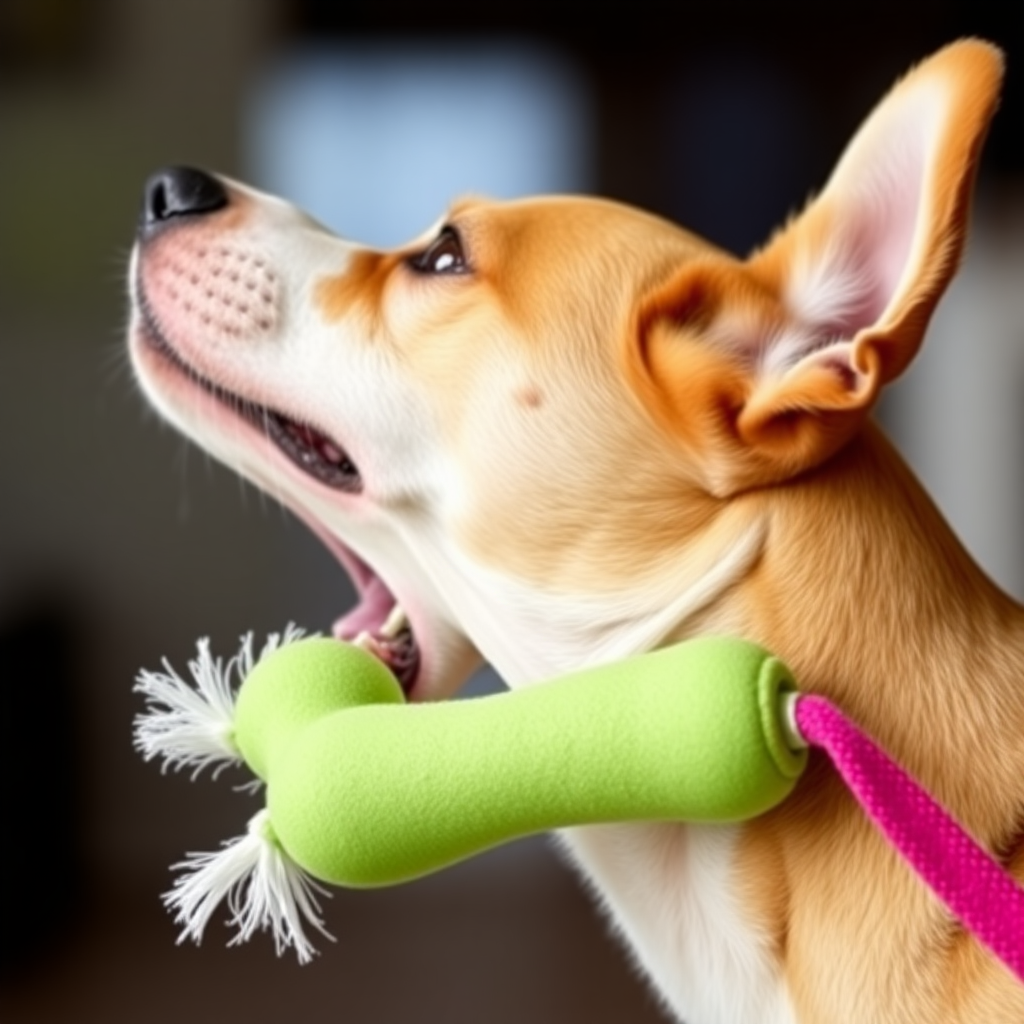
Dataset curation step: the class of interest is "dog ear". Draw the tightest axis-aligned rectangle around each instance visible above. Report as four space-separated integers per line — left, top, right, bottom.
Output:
635 40 1004 494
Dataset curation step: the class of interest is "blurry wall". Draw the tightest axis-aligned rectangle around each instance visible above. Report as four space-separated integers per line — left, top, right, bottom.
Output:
889 196 1024 598
246 42 592 246
0 0 291 889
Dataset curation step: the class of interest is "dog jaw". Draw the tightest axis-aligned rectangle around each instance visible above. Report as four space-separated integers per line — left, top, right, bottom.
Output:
129 179 487 700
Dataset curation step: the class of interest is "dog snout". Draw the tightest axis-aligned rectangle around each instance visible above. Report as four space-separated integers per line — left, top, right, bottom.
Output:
140 167 228 236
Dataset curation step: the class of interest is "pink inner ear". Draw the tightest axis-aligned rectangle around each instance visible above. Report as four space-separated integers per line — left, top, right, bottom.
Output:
782 88 937 355
870 134 927 316
840 127 926 333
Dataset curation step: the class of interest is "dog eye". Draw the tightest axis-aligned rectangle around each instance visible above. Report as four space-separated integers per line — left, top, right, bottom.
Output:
408 227 469 275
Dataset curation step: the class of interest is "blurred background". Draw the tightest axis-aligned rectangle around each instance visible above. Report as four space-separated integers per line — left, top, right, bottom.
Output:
0 2 1021 1021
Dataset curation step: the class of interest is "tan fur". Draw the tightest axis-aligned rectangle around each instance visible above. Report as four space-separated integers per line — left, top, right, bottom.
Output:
316 249 402 327
731 429 1024 1021
129 39 1023 1023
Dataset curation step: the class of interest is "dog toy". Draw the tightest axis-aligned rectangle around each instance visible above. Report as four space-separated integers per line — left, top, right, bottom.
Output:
134 629 1024 979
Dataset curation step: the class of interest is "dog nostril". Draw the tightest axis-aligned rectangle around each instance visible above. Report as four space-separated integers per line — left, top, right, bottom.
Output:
148 180 169 221
140 167 228 233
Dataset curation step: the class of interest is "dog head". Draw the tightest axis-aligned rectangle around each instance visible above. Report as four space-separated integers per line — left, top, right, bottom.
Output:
128 41 1002 699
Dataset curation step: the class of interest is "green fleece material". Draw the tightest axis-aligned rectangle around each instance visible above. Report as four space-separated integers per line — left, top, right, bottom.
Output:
234 636 806 888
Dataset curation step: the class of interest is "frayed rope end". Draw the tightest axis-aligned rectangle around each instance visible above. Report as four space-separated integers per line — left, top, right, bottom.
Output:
136 624 330 961
133 624 309 778
165 809 333 965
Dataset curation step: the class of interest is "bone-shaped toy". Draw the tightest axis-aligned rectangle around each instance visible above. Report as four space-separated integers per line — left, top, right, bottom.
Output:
134 630 1024 979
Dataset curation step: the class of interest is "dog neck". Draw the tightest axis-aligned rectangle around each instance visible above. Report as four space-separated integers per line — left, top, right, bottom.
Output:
420 499 767 685
720 423 1024 841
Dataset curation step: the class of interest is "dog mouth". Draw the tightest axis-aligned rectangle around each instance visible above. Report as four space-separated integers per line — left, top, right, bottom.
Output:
265 413 361 492
134 298 423 695
137 294 364 494
328 563 421 694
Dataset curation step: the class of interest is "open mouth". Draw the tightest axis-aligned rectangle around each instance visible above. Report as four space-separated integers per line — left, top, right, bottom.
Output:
135 298 423 695
267 415 360 491
328 561 421 693
136 292 364 494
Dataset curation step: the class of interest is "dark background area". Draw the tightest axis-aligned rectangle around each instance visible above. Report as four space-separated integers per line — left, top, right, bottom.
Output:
295 2 1024 235
0 2 1021 1022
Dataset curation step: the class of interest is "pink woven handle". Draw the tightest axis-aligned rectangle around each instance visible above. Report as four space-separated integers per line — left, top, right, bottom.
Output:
794 696 1024 983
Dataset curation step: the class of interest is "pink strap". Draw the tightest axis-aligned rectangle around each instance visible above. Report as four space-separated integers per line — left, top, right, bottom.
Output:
794 695 1024 984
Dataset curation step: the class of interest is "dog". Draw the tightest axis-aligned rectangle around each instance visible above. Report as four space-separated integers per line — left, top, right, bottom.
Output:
128 39 1023 1024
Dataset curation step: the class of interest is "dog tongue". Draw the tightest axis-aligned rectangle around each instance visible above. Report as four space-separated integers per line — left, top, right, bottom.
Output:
333 575 395 640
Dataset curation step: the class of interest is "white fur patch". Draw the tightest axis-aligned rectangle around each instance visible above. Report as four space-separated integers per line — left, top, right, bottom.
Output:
561 823 796 1024
784 238 876 338
403 514 768 686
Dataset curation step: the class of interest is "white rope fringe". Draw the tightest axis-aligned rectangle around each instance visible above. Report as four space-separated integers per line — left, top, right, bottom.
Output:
133 624 307 778
165 809 333 964
136 624 329 961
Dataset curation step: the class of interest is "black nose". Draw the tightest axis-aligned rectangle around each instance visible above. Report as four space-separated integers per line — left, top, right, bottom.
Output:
140 167 228 233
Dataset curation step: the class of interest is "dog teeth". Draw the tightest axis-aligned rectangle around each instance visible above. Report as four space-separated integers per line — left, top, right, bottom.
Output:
353 631 378 653
380 604 408 640
354 628 396 657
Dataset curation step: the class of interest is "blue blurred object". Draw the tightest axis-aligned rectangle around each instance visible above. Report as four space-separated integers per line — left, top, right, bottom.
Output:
246 42 593 247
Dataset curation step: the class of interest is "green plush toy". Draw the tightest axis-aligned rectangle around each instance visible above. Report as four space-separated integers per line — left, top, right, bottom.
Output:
136 628 1024 983
135 629 807 962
